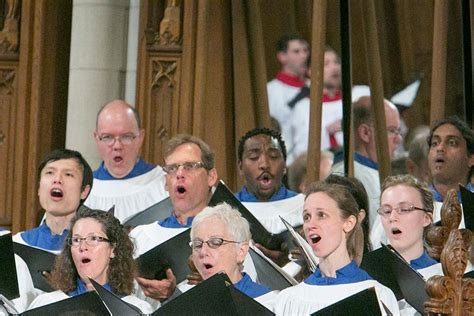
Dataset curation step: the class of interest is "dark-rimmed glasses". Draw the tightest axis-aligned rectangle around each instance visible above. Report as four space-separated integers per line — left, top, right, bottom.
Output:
68 235 111 247
97 133 137 146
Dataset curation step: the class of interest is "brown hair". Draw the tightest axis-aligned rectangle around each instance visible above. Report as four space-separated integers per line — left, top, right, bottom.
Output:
304 182 364 265
50 207 136 295
381 174 434 213
163 134 215 170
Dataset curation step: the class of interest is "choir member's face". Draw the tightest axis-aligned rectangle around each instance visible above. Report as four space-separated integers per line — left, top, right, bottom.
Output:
303 192 354 260
323 50 341 90
380 185 431 260
385 103 402 160
278 40 309 77
191 217 247 283
239 134 286 201
38 159 90 216
94 102 144 179
428 123 474 185
164 143 217 216
70 218 114 286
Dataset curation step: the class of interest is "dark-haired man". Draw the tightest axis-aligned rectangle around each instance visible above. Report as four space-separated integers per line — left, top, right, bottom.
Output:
427 116 474 224
84 100 168 223
236 127 303 266
267 33 310 165
13 149 93 253
237 127 297 202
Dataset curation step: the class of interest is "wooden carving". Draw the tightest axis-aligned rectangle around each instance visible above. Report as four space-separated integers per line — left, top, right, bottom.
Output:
426 189 463 260
425 229 474 315
146 0 182 49
151 60 177 88
424 188 474 315
0 0 20 56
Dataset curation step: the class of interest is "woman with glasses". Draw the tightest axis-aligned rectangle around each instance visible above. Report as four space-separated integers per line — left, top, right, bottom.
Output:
189 203 273 302
273 182 398 315
379 175 439 274
378 175 442 315
27 207 152 313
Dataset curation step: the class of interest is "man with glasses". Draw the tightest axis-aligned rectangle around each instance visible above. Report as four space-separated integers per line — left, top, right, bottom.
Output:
84 100 168 223
129 134 218 307
330 96 402 249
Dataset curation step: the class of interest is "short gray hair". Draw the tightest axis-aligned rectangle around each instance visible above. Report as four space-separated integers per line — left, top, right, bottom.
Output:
190 202 251 242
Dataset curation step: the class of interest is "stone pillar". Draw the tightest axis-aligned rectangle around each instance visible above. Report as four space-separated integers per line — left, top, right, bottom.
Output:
65 0 130 169
125 0 140 104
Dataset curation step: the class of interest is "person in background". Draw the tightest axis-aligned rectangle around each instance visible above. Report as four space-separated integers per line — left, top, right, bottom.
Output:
287 151 334 193
267 33 310 165
85 100 168 223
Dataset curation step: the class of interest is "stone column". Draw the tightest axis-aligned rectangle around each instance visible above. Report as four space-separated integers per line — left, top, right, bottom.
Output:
125 0 140 104
65 0 130 169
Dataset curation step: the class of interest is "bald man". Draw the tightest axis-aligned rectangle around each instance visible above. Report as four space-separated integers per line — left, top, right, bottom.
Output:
84 100 168 222
330 97 403 249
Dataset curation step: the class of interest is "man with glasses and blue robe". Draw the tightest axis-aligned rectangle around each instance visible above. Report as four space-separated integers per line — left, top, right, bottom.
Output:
330 97 403 250
84 100 168 223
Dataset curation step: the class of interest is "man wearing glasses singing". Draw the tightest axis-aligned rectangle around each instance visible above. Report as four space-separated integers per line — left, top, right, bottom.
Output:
84 100 168 223
129 134 218 307
330 96 402 250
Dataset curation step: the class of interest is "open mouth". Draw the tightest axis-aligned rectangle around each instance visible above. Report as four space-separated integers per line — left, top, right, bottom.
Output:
50 188 64 198
113 156 123 163
309 234 321 244
177 185 186 194
204 263 213 270
258 173 273 187
391 228 402 235
81 258 91 264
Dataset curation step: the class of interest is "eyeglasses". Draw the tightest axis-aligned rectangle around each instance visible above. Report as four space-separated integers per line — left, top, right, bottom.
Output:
68 235 111 247
163 161 205 175
377 203 431 218
189 238 241 250
97 133 138 146
387 127 402 137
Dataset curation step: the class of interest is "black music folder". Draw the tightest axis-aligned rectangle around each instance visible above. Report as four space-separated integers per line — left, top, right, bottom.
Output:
89 278 141 316
12 242 56 292
361 246 402 300
152 272 274 315
312 287 383 316
22 291 111 315
459 184 474 231
248 247 297 291
208 180 286 250
136 228 192 283
123 197 173 229
361 244 428 314
0 234 19 300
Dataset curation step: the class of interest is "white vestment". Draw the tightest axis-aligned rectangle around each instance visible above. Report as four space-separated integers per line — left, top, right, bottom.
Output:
84 166 168 223
273 279 400 315
27 290 153 314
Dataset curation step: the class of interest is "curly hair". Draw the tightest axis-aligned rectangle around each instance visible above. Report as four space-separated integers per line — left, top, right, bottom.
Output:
237 127 287 162
50 207 137 295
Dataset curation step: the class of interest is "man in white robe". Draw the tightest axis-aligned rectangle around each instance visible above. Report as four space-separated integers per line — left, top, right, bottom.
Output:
84 100 168 223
